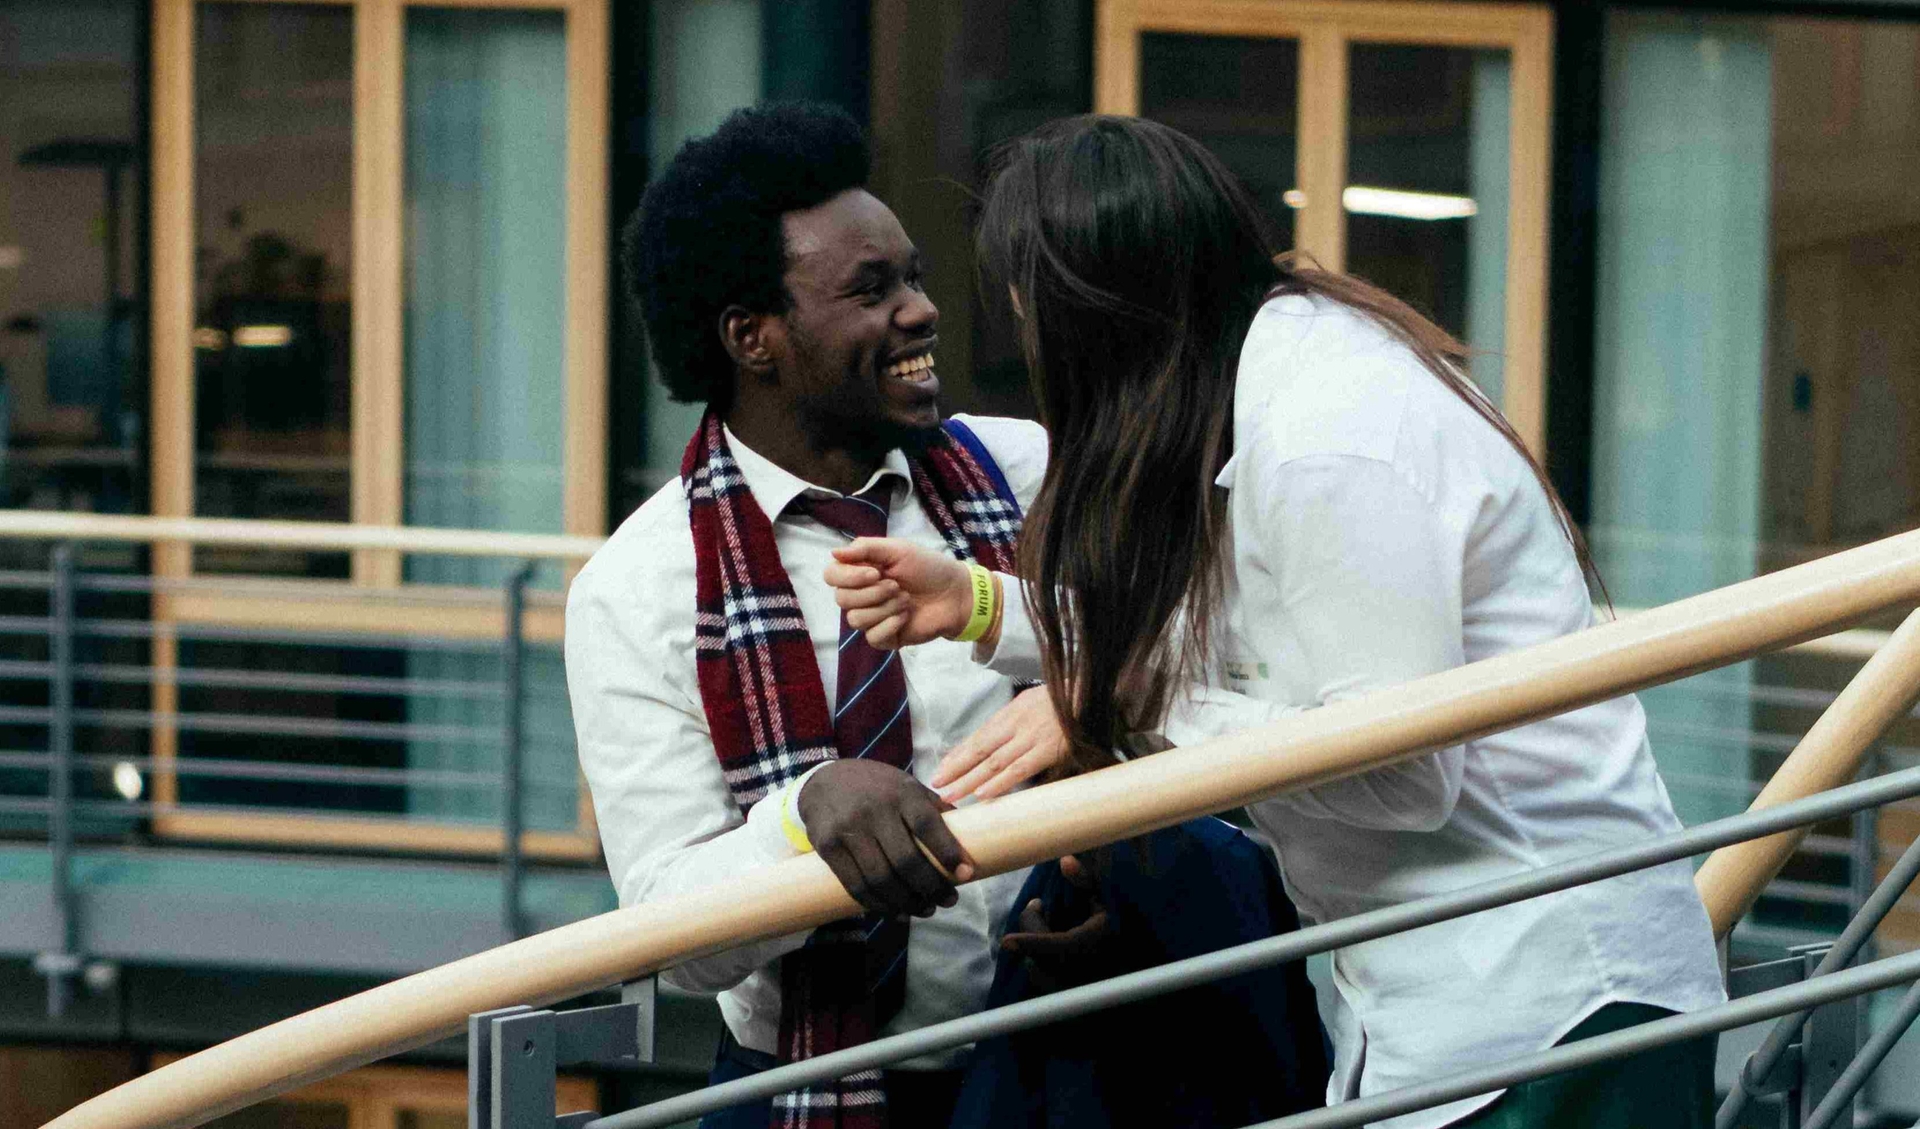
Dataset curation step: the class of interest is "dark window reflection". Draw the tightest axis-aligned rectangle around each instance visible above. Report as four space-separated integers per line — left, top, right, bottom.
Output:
0 0 145 516
1140 32 1298 250
1345 43 1483 339
193 4 353 578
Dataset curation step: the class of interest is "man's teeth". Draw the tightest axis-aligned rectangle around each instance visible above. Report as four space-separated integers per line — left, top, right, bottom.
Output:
884 354 936 380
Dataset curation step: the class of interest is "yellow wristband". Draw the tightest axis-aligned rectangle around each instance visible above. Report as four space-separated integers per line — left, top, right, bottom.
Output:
954 563 997 643
779 782 813 854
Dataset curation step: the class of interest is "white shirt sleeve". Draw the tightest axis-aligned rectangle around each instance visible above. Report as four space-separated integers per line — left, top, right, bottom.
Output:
982 452 1466 832
973 571 1046 681
565 569 810 994
1218 452 1466 832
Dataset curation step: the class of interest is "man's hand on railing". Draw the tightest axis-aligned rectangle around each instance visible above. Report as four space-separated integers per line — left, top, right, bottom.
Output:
797 760 977 918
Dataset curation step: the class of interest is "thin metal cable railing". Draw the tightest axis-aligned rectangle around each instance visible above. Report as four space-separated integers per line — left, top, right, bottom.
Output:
594 765 1920 1129
0 528 591 850
0 515 607 1023
38 527 1920 1129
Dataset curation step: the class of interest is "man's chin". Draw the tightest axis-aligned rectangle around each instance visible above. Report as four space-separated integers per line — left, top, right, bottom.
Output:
851 408 942 455
892 411 944 453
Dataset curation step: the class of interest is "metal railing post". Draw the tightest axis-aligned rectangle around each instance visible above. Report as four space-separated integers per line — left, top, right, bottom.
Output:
39 541 79 1017
501 560 537 942
468 984 656 1129
1801 977 1920 1129
1718 825 1920 1127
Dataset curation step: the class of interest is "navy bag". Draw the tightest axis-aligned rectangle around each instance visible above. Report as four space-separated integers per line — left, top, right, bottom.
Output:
949 816 1332 1128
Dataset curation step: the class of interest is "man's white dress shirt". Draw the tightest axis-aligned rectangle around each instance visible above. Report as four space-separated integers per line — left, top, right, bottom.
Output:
984 294 1725 1128
566 415 1045 1068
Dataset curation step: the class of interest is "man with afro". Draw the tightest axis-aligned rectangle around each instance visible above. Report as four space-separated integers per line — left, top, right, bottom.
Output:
565 101 1052 1128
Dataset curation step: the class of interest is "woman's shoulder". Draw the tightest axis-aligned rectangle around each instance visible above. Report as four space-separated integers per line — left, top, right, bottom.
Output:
1234 293 1422 468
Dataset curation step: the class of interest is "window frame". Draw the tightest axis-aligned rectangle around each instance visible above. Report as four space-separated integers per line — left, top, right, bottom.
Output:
1094 0 1554 453
146 0 608 856
151 0 609 582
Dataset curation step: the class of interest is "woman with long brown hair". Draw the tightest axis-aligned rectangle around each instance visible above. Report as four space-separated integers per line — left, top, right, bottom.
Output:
823 115 1724 1129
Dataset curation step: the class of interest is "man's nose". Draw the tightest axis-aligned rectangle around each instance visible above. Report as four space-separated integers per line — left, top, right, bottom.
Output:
897 285 938 334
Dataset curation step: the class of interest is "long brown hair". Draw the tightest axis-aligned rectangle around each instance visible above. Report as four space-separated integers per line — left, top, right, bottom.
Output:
977 114 1596 774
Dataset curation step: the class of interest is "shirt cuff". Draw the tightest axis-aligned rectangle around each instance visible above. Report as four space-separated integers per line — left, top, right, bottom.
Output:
973 571 1045 682
745 763 832 861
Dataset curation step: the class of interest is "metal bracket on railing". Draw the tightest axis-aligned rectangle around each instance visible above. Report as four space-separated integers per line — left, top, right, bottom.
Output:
1728 944 1859 1128
468 977 657 1129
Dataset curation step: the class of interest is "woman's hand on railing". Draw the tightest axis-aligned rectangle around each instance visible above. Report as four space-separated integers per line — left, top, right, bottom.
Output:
824 537 976 649
934 686 1070 802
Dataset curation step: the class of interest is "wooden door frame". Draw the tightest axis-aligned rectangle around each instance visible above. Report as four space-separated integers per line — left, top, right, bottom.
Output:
146 0 608 856
1095 0 1554 455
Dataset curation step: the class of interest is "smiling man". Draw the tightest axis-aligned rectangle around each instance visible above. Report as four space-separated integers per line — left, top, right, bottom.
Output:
564 102 1048 1129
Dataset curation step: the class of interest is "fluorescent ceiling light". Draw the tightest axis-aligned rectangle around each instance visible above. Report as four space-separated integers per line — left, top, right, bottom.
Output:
193 327 228 351
1281 186 1478 221
232 324 293 348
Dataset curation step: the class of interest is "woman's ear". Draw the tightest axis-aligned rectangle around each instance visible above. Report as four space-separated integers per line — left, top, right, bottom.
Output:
719 305 778 377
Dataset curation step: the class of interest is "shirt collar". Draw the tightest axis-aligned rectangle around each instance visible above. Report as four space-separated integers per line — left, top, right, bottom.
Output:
721 424 915 520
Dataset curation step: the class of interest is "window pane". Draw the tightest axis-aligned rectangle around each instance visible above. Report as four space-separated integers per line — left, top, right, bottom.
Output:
0 0 143 515
1139 32 1298 250
192 3 354 578
1346 43 1510 402
399 9 575 843
1589 13 1920 946
402 6 567 585
1590 14 1772 829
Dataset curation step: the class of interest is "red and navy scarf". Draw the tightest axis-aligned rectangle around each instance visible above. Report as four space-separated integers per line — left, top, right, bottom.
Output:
682 410 1022 1128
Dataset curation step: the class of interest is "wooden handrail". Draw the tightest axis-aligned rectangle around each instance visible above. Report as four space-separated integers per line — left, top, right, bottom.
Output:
1607 605 1892 662
0 510 605 561
44 529 1920 1129
1694 606 1920 937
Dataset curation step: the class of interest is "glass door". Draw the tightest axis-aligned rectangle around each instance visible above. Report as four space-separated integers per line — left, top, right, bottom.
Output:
1095 0 1553 449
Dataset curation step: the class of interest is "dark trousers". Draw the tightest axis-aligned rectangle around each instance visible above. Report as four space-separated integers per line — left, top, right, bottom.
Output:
1449 1003 1717 1129
697 1031 965 1129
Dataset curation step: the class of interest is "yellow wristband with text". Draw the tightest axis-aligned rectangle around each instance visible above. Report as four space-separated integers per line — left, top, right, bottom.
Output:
954 563 997 643
779 781 813 854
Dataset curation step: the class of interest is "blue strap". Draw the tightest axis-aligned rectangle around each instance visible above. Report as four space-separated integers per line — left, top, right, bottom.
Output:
942 417 1023 520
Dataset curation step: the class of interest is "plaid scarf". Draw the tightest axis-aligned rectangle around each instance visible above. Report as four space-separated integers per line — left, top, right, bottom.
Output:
682 411 1023 1128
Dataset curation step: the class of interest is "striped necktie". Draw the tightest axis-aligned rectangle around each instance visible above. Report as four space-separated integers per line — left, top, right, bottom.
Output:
793 478 915 771
789 476 912 1028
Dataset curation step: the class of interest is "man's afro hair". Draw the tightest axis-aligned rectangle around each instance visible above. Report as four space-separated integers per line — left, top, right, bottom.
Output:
623 101 871 414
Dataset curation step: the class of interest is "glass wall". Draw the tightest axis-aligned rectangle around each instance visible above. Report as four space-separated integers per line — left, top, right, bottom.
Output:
0 0 149 832
1590 10 1920 943
400 8 573 829
0 0 144 516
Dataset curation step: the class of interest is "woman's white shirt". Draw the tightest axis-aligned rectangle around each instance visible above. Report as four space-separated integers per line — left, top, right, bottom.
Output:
982 293 1725 1129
